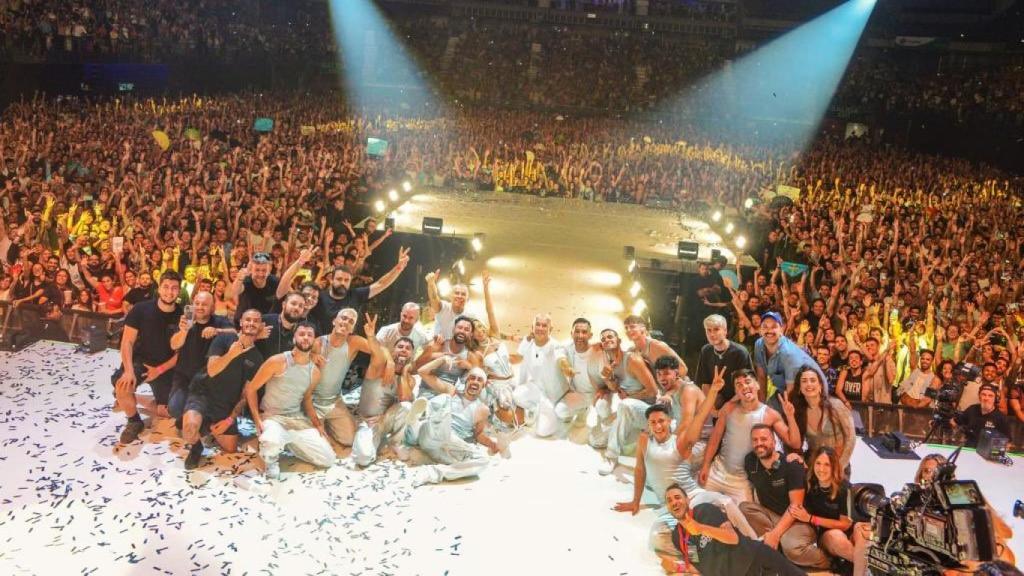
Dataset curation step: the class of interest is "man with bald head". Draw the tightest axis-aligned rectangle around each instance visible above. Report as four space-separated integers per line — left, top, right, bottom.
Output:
168 290 235 419
376 302 430 352
425 269 469 341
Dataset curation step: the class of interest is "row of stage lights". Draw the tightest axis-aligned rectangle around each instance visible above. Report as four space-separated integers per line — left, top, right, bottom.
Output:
372 180 415 215
710 206 750 250
625 258 648 318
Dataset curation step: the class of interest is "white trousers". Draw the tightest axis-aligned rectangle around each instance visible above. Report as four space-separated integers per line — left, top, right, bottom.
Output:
406 399 489 484
606 398 650 459
584 396 614 448
704 456 753 504
351 402 409 467
259 415 335 469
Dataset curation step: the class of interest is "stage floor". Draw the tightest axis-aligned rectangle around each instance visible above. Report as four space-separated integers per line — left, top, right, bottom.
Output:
1 340 1021 575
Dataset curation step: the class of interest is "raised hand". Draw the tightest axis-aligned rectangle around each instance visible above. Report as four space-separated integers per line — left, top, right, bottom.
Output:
363 313 378 337
710 365 726 394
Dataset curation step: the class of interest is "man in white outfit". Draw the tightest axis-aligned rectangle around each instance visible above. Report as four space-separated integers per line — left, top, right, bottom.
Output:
560 318 613 447
513 313 570 438
407 368 503 485
245 322 335 481
425 269 469 341
376 302 430 353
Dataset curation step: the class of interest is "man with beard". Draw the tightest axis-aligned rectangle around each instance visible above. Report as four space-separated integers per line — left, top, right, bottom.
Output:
376 302 429 352
416 315 482 399
168 291 234 419
425 269 468 341
112 271 183 444
754 311 826 413
898 347 941 408
406 367 502 486
125 271 154 308
307 308 376 446
699 370 800 504
229 251 286 324
661 483 805 576
351 331 419 467
599 328 660 475
245 322 335 480
561 318 612 448
257 291 307 359
695 314 753 410
624 314 687 380
309 247 411 333
180 309 264 469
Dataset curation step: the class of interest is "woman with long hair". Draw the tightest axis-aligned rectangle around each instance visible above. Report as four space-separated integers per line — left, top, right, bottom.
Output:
789 446 866 569
790 364 856 471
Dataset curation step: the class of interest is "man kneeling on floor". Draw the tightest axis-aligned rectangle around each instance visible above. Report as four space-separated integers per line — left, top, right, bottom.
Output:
181 309 265 469
245 321 335 480
660 483 806 576
406 367 505 486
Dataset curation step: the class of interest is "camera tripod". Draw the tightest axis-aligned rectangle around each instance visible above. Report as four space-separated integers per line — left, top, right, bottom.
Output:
916 409 959 448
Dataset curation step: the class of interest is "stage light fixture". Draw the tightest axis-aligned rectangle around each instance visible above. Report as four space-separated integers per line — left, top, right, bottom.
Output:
711 210 722 223
456 260 466 275
388 189 399 202
438 277 452 297
402 181 413 192
744 198 755 209
736 235 747 249
624 245 636 259
632 299 647 315
374 200 386 213
472 233 484 252
630 281 642 298
627 259 637 273
724 222 735 235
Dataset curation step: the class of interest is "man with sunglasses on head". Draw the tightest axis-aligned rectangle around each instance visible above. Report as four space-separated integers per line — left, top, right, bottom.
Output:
229 250 287 325
307 246 412 334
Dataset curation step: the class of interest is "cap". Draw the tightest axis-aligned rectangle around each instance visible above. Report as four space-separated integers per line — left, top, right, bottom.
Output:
761 311 784 326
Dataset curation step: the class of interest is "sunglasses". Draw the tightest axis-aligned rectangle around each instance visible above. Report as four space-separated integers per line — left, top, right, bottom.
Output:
251 252 272 263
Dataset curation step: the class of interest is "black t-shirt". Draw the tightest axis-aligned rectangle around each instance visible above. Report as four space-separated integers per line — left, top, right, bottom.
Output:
312 286 370 332
695 341 753 408
190 333 264 419
955 405 1010 446
744 452 806 516
125 286 153 306
173 315 233 379
804 482 850 524
256 313 298 359
124 299 182 364
670 503 756 576
234 275 281 324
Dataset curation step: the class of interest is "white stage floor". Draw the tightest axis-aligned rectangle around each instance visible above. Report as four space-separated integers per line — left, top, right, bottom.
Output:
1 340 1021 575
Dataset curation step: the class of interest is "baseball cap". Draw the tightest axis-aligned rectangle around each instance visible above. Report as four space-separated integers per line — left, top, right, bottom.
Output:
761 311 784 326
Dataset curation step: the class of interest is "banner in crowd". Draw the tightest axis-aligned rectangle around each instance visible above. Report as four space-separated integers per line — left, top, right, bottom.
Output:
367 138 389 157
151 130 170 151
776 184 801 200
719 269 740 289
254 118 274 132
780 261 809 277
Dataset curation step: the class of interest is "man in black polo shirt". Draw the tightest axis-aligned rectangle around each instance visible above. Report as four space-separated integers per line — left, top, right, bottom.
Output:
955 384 1010 447
112 271 183 444
695 314 753 409
228 252 287 324
663 483 805 576
740 424 830 570
257 291 307 359
167 291 234 419
180 309 265 469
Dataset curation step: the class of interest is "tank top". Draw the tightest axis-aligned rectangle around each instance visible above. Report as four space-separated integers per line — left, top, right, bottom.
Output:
613 353 646 395
261 351 314 418
720 403 770 475
420 342 469 399
645 434 689 506
804 398 845 459
357 377 396 418
449 394 482 442
483 341 513 381
841 369 863 399
313 335 351 407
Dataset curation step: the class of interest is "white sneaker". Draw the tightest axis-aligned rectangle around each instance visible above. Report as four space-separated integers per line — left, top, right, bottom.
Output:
598 454 618 476
265 461 281 481
405 397 428 427
411 466 441 487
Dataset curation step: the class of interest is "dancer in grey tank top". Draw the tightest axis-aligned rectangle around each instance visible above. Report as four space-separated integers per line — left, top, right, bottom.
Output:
350 329 418 467
245 322 335 481
599 328 661 474
699 369 800 503
309 308 375 446
414 316 480 399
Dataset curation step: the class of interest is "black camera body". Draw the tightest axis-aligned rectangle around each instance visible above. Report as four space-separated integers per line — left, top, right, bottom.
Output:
855 456 997 575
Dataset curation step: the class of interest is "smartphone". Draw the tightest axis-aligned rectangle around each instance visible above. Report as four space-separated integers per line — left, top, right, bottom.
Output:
183 305 195 328
111 236 124 253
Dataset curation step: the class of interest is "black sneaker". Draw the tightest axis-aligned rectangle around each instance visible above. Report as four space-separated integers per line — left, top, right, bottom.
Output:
184 442 204 470
119 420 145 444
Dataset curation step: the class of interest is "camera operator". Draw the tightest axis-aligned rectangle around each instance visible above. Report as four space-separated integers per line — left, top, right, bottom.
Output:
954 384 1010 447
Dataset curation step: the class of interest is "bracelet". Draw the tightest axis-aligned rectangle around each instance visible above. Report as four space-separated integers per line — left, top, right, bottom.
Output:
675 561 686 573
811 516 819 527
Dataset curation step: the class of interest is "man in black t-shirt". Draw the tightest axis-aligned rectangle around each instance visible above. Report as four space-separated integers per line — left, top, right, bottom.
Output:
167 291 235 419
180 309 265 469
112 271 183 444
228 253 285 324
740 424 830 570
307 247 410 333
695 314 753 409
955 384 1010 447
124 271 154 308
664 484 805 576
256 291 307 358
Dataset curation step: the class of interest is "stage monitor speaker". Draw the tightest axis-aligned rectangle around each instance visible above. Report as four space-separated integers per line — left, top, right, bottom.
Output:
711 248 722 261
677 241 699 260
623 246 635 259
384 216 395 230
422 217 443 236
978 429 1008 461
880 431 913 454
650 259 662 270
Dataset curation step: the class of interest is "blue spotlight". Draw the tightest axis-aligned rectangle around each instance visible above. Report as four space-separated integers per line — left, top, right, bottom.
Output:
328 0 437 112
664 0 877 150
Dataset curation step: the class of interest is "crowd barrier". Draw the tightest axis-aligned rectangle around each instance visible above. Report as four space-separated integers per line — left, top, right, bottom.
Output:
849 399 1023 451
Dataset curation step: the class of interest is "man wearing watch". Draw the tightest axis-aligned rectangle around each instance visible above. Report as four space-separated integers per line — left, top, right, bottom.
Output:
180 309 265 470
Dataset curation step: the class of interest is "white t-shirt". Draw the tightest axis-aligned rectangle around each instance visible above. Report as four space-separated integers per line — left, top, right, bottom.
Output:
376 322 430 353
517 337 568 403
433 300 462 342
897 369 934 401
562 342 600 396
